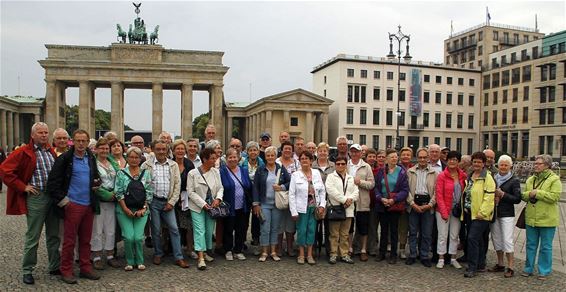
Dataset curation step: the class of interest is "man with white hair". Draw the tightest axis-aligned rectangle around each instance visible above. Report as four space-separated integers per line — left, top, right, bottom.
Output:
200 125 216 150
52 128 69 156
330 136 349 162
428 144 446 174
483 149 497 175
305 141 317 158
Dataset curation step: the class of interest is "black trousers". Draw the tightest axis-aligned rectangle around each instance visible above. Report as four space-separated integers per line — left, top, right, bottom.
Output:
467 220 489 272
223 209 249 253
251 213 260 240
379 211 401 257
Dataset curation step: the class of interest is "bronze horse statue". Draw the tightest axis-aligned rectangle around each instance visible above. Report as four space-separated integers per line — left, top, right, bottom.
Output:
150 25 159 45
116 24 127 43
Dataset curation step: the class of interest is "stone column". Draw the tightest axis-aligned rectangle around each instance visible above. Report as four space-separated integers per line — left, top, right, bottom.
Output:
283 110 290 131
34 113 41 123
152 83 163 141
44 79 58 132
79 81 94 137
57 82 67 129
227 116 233 140
181 84 194 139
265 110 273 136
517 132 523 159
250 115 255 141
246 117 250 142
111 81 125 141
7 111 13 149
13 112 20 146
321 112 329 143
210 84 224 147
0 109 7 148
305 111 313 142
314 113 321 143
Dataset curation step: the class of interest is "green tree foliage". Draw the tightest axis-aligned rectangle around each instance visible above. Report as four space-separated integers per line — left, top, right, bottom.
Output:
192 113 210 141
65 105 132 134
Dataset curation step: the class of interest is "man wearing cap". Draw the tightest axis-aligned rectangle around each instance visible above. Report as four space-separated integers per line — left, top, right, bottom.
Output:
440 147 450 164
259 132 272 162
348 144 375 261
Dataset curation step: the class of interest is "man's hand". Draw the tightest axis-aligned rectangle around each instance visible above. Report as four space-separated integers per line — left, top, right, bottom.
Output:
24 185 39 195
163 203 173 212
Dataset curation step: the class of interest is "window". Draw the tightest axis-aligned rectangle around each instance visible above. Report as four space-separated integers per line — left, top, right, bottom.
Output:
399 90 406 102
424 75 430 82
479 31 483 41
483 75 490 89
523 86 529 101
549 64 557 80
502 90 508 104
540 87 547 103
469 78 475 86
346 134 353 142
484 93 489 106
458 78 464 85
373 70 380 79
446 113 452 128
400 73 406 81
435 92 441 104
359 135 366 146
373 109 380 125
483 111 488 126
445 137 452 149
502 70 510 86
502 109 507 124
347 69 354 77
512 108 518 124
347 85 353 102
532 46 539 59
361 70 367 78
493 45 498 53
348 85 367 103
373 87 380 100
469 94 474 106
562 108 566 123
521 49 528 61
447 77 453 85
468 138 474 155
360 109 367 125
290 117 298 126
386 110 393 126
435 112 441 128
434 137 441 145
512 68 520 84
478 45 483 56
492 72 499 88
523 107 529 123
387 89 393 101
492 110 498 125
501 55 508 66
372 135 379 150
446 93 452 105
493 31 498 41
456 138 463 153
457 114 463 128
493 91 498 105
457 94 464 105
324 76 327 84
548 108 555 124
424 91 430 103
361 86 366 103
423 137 429 147
468 114 474 129
386 136 393 149
346 109 353 124
399 111 406 126
387 72 394 80
423 112 430 127
539 109 546 125
354 86 359 102
435 76 442 84
512 88 518 102
511 52 517 63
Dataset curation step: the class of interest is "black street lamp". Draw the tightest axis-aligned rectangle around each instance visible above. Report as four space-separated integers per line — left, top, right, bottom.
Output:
387 25 412 150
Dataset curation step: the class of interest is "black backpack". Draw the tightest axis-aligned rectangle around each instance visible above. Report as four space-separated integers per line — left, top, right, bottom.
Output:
121 169 147 209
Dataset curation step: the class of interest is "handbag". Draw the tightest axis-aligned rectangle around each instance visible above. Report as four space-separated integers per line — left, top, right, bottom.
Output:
310 179 326 221
326 176 349 221
274 167 289 210
515 205 526 229
384 168 405 213
197 167 230 219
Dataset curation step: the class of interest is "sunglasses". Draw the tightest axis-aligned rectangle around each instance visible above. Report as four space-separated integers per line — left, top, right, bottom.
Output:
335 162 346 166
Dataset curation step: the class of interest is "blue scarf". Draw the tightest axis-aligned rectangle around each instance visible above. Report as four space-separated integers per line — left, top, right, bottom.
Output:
494 172 512 188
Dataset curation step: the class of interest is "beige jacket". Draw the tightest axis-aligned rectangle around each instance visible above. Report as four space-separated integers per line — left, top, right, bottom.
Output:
186 167 224 213
406 165 438 214
141 157 181 206
325 171 359 217
349 160 375 212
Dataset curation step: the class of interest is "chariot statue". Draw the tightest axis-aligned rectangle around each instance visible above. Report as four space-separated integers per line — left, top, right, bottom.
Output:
116 2 159 45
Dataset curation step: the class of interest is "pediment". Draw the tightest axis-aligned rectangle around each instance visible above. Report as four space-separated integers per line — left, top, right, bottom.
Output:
262 88 333 105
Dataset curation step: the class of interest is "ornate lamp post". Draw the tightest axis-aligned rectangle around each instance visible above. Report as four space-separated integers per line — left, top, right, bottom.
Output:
387 25 412 150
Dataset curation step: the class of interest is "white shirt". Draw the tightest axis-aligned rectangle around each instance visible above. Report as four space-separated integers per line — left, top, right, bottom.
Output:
348 159 362 177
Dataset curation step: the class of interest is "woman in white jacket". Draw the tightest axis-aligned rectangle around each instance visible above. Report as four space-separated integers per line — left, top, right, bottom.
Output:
289 152 326 265
325 156 359 264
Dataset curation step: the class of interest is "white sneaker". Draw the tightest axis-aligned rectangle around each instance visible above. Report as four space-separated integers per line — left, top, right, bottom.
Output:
399 249 407 259
436 260 445 269
451 260 462 269
235 253 246 260
204 254 214 262
225 251 234 261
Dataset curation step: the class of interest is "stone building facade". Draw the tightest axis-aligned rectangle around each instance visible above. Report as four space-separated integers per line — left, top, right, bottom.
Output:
0 95 44 149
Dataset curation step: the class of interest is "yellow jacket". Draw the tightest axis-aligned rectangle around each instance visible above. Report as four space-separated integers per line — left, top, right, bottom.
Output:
466 169 496 221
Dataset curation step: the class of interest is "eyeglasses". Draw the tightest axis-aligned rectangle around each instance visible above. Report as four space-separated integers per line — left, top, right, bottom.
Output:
335 162 346 166
261 137 270 141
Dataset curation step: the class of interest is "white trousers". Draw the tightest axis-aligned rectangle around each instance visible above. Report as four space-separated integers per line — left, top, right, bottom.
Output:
490 216 515 253
90 202 116 252
436 212 461 256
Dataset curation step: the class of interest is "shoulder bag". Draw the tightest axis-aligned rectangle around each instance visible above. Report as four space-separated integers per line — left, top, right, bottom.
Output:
274 167 289 210
198 167 230 219
326 176 347 221
384 168 405 213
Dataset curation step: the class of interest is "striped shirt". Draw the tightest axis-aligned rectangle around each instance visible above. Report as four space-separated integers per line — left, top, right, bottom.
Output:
415 167 429 195
230 167 245 210
152 159 171 199
30 145 55 190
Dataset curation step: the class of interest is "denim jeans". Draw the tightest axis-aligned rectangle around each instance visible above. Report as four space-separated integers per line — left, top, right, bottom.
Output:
466 220 489 272
260 206 282 246
408 210 434 259
150 199 183 260
524 225 556 276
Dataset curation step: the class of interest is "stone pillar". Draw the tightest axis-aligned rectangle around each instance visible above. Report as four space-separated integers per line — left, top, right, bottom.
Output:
227 116 233 140
79 81 94 137
57 82 67 129
152 83 163 141
283 110 290 131
7 111 13 149
517 132 523 159
246 117 250 142
0 109 7 148
265 110 273 136
181 83 194 139
44 79 58 132
13 112 20 146
210 84 224 147
250 115 255 142
314 113 321 143
305 111 313 142
90 86 96 137
111 81 125 141
321 112 329 143
34 113 41 123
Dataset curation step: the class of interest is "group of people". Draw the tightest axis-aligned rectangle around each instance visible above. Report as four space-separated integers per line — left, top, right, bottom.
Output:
0 123 561 285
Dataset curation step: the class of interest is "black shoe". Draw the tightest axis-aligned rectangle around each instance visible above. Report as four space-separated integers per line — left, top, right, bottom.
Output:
464 271 477 278
251 238 260 246
421 259 432 268
388 257 397 264
457 255 467 263
49 269 62 275
405 258 416 265
23 274 34 285
61 275 77 284
376 254 386 262
145 237 153 248
79 271 101 280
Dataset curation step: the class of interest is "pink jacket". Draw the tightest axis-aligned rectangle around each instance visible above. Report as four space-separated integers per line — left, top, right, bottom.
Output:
435 167 467 220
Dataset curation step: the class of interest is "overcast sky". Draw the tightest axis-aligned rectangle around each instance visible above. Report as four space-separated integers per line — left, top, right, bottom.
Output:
1 0 564 136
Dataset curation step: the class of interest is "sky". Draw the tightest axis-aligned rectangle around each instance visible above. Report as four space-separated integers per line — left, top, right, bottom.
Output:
1 0 565 136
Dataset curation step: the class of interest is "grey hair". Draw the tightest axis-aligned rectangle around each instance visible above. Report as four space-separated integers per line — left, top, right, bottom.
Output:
31 122 48 134
205 139 220 150
265 146 277 155
535 154 553 168
416 147 428 156
126 146 142 158
497 154 513 166
336 136 348 144
53 127 69 138
225 147 240 158
246 141 260 151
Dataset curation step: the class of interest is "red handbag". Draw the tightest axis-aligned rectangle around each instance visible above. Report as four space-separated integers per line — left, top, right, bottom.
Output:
384 168 405 213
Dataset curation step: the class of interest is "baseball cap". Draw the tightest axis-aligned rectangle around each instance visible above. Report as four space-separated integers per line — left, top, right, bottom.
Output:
260 132 271 139
350 144 362 151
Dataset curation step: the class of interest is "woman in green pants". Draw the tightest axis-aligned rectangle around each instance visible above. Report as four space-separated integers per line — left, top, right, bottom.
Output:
115 147 153 271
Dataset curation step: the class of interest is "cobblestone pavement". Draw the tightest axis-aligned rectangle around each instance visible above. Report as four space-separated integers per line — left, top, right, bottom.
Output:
1 188 566 291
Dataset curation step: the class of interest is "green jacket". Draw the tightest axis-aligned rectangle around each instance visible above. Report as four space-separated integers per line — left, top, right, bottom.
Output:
521 169 561 227
95 156 120 202
465 169 496 221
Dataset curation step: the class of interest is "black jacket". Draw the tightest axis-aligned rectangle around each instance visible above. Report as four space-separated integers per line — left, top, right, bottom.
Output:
46 147 100 217
495 175 522 218
252 164 291 204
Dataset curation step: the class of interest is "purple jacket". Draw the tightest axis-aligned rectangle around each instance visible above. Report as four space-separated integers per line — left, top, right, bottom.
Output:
374 165 409 212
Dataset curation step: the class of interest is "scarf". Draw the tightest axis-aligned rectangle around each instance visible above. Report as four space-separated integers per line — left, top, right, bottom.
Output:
494 172 512 188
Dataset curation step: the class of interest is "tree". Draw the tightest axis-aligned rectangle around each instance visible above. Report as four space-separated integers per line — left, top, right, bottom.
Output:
65 105 133 135
192 113 209 141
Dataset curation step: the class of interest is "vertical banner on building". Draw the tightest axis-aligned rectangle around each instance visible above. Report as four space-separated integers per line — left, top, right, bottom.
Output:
410 68 422 116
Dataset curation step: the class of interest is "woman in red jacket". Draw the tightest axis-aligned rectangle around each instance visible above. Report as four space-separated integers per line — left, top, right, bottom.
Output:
435 151 467 269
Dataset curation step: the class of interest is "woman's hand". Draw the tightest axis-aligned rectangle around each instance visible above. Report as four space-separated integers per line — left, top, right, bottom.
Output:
211 199 221 208
253 205 261 216
125 208 135 218
476 213 485 220
317 207 325 215
203 204 211 211
292 215 299 221
344 198 353 208
272 184 282 191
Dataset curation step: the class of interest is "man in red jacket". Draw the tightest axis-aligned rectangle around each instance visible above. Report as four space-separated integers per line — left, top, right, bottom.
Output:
0 122 60 285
